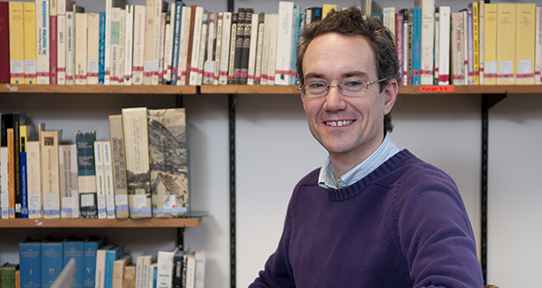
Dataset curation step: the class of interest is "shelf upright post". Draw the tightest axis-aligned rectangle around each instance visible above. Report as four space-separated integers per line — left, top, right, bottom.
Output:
227 0 236 286
481 92 506 285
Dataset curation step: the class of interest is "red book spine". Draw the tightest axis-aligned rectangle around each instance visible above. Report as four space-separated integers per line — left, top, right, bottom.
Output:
0 2 10 83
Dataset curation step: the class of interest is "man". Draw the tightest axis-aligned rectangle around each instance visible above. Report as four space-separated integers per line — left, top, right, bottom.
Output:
249 7 484 288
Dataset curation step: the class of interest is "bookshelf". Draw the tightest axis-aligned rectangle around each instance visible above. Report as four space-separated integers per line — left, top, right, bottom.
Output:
0 217 202 228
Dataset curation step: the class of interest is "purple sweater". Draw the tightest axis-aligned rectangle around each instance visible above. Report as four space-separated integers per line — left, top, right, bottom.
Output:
249 150 483 288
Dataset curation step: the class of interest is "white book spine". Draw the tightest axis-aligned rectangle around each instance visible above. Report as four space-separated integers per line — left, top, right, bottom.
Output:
74 12 87 85
254 14 265 85
156 249 178 288
164 3 175 83
57 14 66 84
118 9 126 85
189 7 204 86
197 17 207 86
105 0 114 84
26 142 42 219
227 20 236 84
133 5 146 85
151 0 163 85
0 147 9 219
87 13 100 85
260 13 271 85
103 141 116 219
266 14 278 85
274 1 294 85
402 17 408 85
194 250 206 288
247 13 258 85
36 0 50 84
212 13 223 85
95 141 107 219
124 5 134 85
65 11 74 84
438 6 451 85
462 10 468 85
177 6 191 85
218 12 231 85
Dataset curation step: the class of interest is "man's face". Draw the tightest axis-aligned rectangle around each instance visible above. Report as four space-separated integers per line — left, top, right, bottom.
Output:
301 32 396 165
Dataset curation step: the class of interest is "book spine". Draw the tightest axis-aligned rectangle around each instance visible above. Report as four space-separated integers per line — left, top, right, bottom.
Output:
42 242 63 288
57 13 66 84
188 6 203 86
515 3 536 85
240 8 253 85
212 12 223 85
118 9 125 85
23 3 37 84
290 5 301 85
156 249 178 288
438 7 451 85
194 250 206 288
164 4 175 84
247 12 258 85
108 115 129 219
132 5 145 85
19 125 28 218
0 3 10 83
202 12 216 85
87 13 100 85
105 0 113 84
274 2 294 85
105 246 125 288
19 241 41 288
75 12 87 85
40 130 61 219
411 8 421 85
1 147 9 219
103 141 116 219
83 239 107 288
7 128 15 218
496 3 515 85
26 142 42 218
9 2 25 84
36 0 50 84
99 12 106 84
76 131 97 219
59 144 78 218
218 12 231 85
196 13 208 86
160 12 169 84
178 6 191 85
233 8 245 85
266 14 278 85
49 0 58 84
227 12 238 84
122 108 152 219
254 12 264 85
152 0 164 85
170 3 183 85
110 8 121 85
95 141 107 219
65 11 74 84
124 6 134 85
63 241 85 288
473 3 480 85
467 7 474 85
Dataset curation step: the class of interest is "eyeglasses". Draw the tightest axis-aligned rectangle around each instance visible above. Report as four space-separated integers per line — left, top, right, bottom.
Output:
298 78 388 99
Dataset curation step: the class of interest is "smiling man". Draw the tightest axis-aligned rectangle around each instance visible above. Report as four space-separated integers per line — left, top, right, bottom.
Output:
249 7 483 288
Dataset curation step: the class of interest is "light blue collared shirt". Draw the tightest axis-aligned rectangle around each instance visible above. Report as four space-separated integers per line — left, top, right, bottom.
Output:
318 133 401 189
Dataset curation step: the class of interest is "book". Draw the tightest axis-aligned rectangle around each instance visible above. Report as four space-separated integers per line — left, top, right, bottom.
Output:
50 0 58 84
104 0 118 84
196 12 208 86
193 250 205 288
99 11 106 84
132 5 145 85
1 263 19 288
410 7 421 85
57 0 69 84
42 240 63 288
112 255 132 288
105 245 125 288
466 7 474 85
212 12 223 85
95 141 107 219
7 128 15 218
123 265 137 288
96 244 117 288
152 0 167 85
177 5 191 85
171 250 185 288
87 13 100 85
26 141 42 219
76 131 97 219
0 2 9 83
275 2 294 85
266 13 278 85
59 144 79 218
1 147 9 219
414 0 434 85
290 5 301 85
40 130 61 219
36 0 50 84
170 2 184 85
188 6 204 86
108 115 129 219
515 3 536 85
103 141 116 219
23 2 37 84
75 12 87 85
63 239 87 288
122 108 152 219
163 5 175 83
451 12 465 85
218 11 231 85
184 253 195 288
110 8 121 85
19 237 42 288
155 247 179 288
124 5 134 85
322 4 336 19
247 12 259 85
83 237 107 288
253 12 265 85
148 263 157 288
472 2 480 85
135 251 157 288
227 12 237 84
437 6 451 85
232 8 245 85
118 9 126 85
496 3 516 85
536 7 542 85
202 12 217 85
143 0 155 85
9 2 24 84
148 109 189 218
65 11 75 84
478 0 485 84
19 125 30 218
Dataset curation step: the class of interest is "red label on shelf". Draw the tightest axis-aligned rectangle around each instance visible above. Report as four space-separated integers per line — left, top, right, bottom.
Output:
420 85 455 93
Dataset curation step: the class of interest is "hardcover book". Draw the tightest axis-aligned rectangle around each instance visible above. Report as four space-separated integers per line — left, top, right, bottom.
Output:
122 108 152 219
515 3 536 85
42 240 63 288
40 130 61 219
19 237 42 288
23 2 37 84
155 247 179 288
59 144 79 218
108 115 129 218
36 0 50 84
496 3 515 85
9 2 24 84
95 244 117 288
103 141 116 218
148 109 189 218
105 245 125 288
0 2 10 83
27 141 42 218
274 2 294 85
87 13 100 85
83 237 107 288
76 131 97 219
74 12 87 85
1 263 19 288
64 239 87 288
112 255 132 288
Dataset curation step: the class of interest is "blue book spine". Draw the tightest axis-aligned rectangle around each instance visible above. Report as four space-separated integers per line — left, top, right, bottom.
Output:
170 1 184 85
76 131 97 218
99 12 106 85
19 239 41 288
412 7 421 85
104 245 125 288
63 241 86 288
290 4 301 85
41 242 63 288
151 265 157 288
20 150 28 218
83 238 107 288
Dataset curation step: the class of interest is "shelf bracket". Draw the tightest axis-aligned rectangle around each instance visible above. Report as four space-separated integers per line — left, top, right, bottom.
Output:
177 93 183 108
228 93 237 288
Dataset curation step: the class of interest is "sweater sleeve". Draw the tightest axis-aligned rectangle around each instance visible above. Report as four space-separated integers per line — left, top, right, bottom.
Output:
396 169 484 288
248 188 297 288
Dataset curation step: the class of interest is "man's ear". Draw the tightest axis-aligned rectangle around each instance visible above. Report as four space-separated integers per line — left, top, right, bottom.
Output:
382 78 398 115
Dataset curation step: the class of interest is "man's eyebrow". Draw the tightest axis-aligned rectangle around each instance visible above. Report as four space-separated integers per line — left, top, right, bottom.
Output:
304 71 369 80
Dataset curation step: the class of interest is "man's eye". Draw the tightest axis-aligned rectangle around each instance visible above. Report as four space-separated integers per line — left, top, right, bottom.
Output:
308 82 326 89
343 80 363 88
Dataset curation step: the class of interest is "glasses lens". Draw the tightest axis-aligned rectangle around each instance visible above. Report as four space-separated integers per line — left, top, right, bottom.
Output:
341 80 367 96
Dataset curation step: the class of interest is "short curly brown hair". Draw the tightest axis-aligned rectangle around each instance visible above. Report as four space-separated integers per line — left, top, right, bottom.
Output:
296 7 400 133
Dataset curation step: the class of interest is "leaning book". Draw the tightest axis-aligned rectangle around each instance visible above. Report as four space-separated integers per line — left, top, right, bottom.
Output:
148 108 189 218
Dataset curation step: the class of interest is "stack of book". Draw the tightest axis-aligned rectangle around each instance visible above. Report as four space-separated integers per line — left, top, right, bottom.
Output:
17 236 206 288
0 107 189 220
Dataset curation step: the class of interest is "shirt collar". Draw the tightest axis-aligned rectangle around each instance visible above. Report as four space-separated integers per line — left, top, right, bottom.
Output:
318 133 401 189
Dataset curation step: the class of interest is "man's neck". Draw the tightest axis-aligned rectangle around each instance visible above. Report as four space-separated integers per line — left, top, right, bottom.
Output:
329 135 385 180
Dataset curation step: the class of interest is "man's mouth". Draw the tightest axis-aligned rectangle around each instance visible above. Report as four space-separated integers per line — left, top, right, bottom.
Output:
325 120 354 127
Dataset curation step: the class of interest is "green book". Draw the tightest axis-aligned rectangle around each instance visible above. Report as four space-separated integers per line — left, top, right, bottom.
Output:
1 263 20 288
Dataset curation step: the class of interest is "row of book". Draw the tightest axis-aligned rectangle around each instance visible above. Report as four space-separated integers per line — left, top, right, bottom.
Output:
381 1 542 86
14 236 206 288
0 107 189 220
0 0 308 87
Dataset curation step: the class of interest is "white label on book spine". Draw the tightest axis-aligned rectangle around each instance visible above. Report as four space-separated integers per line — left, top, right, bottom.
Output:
116 195 128 206
106 195 115 213
499 61 513 75
40 60 49 72
486 62 497 75
28 194 41 214
133 194 147 208
11 60 24 73
88 60 99 73
81 194 95 207
518 59 532 75
62 197 74 212
44 193 60 210
25 60 37 76
98 195 106 211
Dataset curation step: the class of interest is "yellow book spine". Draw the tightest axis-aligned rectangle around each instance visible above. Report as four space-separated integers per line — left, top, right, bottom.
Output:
322 4 337 19
9 2 25 84
473 2 479 85
515 3 536 85
23 2 37 84
484 4 497 85
496 3 515 85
